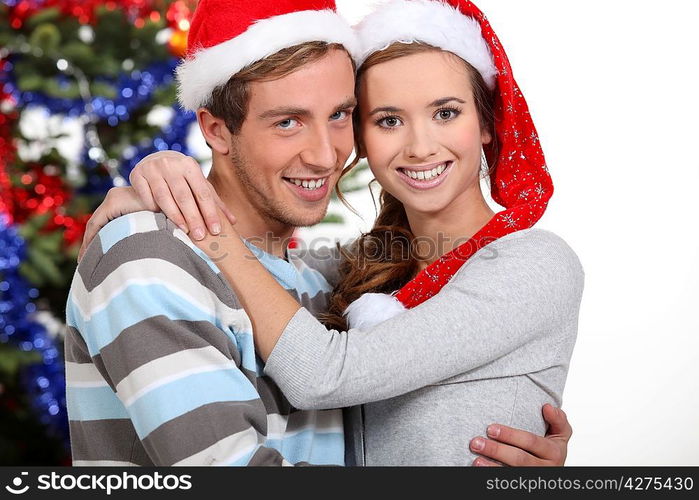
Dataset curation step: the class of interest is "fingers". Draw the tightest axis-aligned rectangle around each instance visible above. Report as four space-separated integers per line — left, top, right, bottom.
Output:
147 176 189 234
78 206 105 262
129 152 225 241
470 436 541 467
130 172 158 212
543 404 572 440
473 457 501 467
181 160 223 236
470 406 572 467
129 151 186 186
130 151 191 232
482 424 556 463
167 175 208 240
78 187 146 262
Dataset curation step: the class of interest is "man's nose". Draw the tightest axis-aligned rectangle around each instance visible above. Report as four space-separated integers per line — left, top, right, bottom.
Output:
300 126 338 170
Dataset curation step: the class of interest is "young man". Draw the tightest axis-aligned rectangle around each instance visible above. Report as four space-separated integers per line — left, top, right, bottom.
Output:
68 0 571 466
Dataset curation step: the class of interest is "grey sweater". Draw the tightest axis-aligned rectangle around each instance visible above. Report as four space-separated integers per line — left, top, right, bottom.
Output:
267 228 584 465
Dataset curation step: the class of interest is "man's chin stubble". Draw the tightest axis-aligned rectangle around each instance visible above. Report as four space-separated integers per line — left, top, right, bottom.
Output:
268 206 329 229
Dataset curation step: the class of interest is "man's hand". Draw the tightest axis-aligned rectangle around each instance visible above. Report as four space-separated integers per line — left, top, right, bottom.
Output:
469 404 572 466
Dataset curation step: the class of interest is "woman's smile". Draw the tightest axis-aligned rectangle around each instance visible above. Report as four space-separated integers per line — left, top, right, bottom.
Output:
396 160 454 190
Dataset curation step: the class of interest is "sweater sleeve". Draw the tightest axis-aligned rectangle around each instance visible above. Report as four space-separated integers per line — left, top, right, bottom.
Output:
264 229 584 410
68 219 297 466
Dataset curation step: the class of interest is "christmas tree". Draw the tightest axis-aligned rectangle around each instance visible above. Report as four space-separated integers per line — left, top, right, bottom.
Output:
0 0 369 465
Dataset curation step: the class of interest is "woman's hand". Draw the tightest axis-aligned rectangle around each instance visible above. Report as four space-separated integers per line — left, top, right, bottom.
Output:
190 208 302 361
129 151 235 240
78 151 237 261
78 187 146 261
191 207 241 264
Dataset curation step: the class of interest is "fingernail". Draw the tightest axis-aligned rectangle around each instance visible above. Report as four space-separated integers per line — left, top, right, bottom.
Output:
211 223 221 234
471 437 485 451
473 458 484 467
487 425 500 438
193 228 205 240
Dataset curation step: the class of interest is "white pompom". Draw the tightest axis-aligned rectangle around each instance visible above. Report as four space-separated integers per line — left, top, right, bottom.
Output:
343 292 407 330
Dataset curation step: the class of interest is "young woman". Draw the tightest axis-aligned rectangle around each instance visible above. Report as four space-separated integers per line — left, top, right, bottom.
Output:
81 0 583 465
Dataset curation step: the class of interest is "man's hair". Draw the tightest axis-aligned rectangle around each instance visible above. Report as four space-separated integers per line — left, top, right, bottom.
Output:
205 41 354 135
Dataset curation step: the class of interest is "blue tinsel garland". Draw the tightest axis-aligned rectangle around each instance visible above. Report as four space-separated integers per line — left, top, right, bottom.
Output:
0 213 69 447
0 11 197 447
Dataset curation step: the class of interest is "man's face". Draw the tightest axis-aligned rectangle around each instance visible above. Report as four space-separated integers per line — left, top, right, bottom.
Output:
230 49 356 228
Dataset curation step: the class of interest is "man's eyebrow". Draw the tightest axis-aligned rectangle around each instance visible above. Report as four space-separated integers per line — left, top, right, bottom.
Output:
258 107 312 120
257 97 357 120
334 97 358 112
429 97 466 107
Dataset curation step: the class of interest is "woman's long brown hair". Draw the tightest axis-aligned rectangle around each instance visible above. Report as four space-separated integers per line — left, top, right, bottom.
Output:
322 42 497 331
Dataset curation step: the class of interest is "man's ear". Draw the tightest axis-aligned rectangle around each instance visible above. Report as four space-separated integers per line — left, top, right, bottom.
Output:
196 108 232 155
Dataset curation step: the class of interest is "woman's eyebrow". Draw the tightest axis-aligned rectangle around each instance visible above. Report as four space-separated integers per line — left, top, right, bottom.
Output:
368 97 466 116
428 97 466 107
368 105 402 116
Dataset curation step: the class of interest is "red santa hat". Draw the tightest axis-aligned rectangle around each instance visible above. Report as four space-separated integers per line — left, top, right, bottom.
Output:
176 0 360 111
346 0 554 328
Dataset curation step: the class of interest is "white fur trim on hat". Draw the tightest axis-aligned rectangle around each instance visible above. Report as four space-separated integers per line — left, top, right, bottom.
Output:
344 292 407 330
356 0 497 89
176 9 360 111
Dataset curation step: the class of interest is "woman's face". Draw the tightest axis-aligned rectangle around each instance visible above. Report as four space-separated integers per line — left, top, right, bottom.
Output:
359 50 491 216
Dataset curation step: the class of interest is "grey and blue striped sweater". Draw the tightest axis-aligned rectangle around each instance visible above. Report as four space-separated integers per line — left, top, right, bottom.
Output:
65 211 344 466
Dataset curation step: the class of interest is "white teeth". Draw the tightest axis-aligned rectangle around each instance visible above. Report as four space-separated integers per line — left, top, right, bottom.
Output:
289 178 326 190
403 162 448 181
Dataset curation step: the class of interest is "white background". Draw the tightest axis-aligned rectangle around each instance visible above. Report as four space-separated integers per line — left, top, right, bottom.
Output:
323 0 699 465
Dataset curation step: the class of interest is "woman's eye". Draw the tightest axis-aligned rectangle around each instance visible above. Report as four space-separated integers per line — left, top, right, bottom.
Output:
378 116 402 128
435 109 459 121
277 118 299 129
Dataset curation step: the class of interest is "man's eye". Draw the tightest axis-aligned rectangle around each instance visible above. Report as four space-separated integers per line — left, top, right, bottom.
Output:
277 118 299 129
330 110 348 121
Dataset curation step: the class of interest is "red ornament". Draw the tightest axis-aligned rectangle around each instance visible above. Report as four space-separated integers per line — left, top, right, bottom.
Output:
3 163 89 248
165 0 194 29
63 214 91 247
